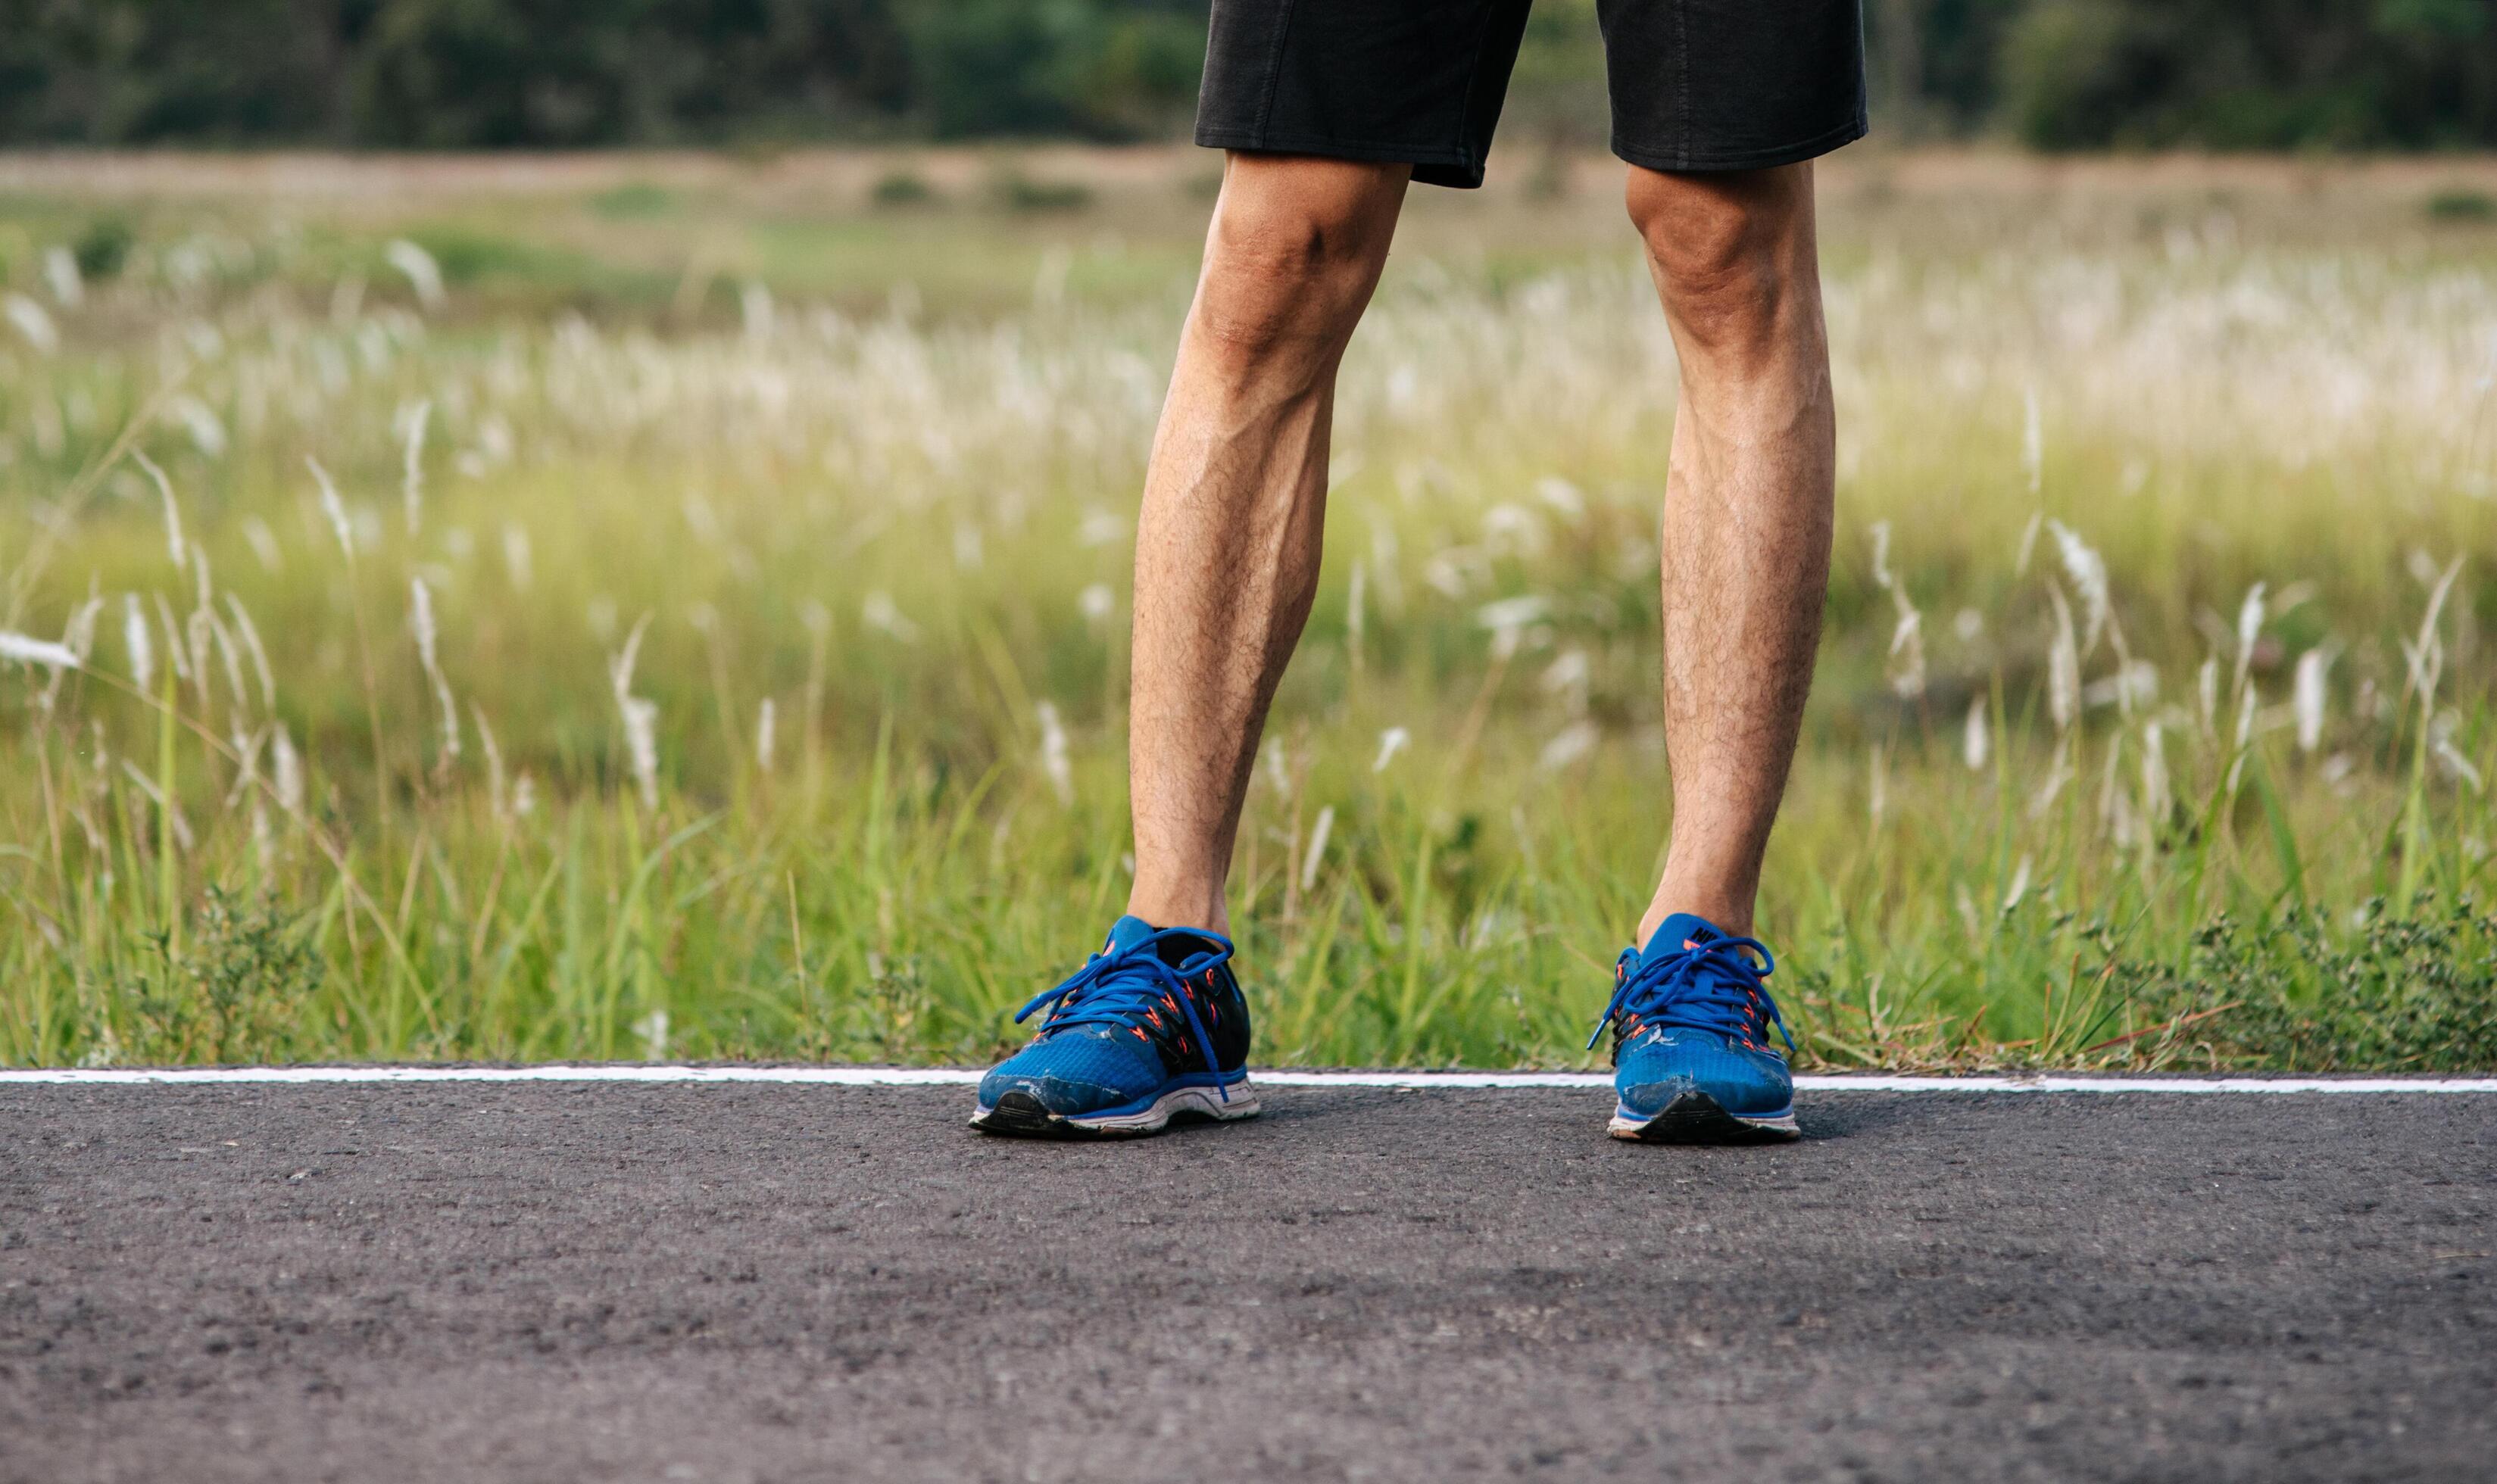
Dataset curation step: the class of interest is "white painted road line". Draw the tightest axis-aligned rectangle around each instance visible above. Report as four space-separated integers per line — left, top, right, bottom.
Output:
2 1065 2494 1093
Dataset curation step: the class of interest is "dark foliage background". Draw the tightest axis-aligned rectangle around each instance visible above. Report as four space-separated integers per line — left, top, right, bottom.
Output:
1 0 2492 149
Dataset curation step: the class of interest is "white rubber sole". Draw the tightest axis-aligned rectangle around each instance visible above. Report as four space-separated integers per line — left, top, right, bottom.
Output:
1607 1092 1800 1144
969 1078 1261 1138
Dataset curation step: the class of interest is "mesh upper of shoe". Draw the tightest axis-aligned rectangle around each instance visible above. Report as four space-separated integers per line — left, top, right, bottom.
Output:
980 1027 1169 1113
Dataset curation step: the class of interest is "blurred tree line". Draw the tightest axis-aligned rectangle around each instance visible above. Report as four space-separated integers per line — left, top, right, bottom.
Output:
2 0 2492 150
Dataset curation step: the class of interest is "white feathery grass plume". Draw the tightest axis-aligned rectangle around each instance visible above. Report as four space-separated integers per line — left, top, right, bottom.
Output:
2230 582 2267 698
609 615 660 812
2001 855 2033 914
2293 649 2329 753
207 607 251 719
1300 805 1336 892
2197 655 2220 736
60 594 102 666
1475 594 1548 660
1078 583 1115 623
2436 742 2485 793
1867 742 1887 828
220 725 267 812
513 773 537 818
226 729 271 862
755 698 777 775
241 516 282 572
169 395 226 459
741 281 775 340
42 245 83 309
1535 475 1587 519
862 591 919 643
42 596 102 708
0 631 80 669
123 594 154 694
186 550 215 707
410 578 460 765
2398 556 2464 712
400 399 432 535
2021 384 2043 497
410 578 440 672
2096 731 2129 842
2224 679 2259 796
2434 724 2485 793
634 1008 670 1063
152 594 192 687
2046 584 2080 732
1963 696 1990 772
2140 721 2170 833
473 704 508 823
502 523 533 591
1887 597 1925 699
1372 726 1410 773
1262 737 1291 797
2029 734 2074 819
5 292 58 354
223 594 276 711
1866 522 1924 696
385 239 446 312
307 457 354 560
1540 648 1590 715
130 449 186 569
1078 508 1125 547
1035 700 1074 806
120 760 194 853
1537 719 1598 772
2013 510 2043 577
2047 520 2110 656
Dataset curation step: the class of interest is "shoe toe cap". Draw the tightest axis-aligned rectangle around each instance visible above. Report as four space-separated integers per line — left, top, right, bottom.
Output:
1616 1035 1792 1117
979 1037 1161 1116
978 1068 1119 1116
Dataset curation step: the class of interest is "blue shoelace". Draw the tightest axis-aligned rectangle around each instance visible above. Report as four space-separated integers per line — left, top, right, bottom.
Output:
1587 934 1796 1055
1016 926 1237 1102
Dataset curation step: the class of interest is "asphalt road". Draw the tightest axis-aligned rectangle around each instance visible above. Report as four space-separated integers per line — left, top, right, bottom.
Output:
4 1083 2492 1482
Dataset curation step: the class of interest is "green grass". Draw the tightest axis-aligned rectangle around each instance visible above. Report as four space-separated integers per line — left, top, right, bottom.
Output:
0 150 2492 1071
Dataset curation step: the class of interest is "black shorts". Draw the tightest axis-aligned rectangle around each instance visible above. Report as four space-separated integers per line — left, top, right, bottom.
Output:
1194 0 1867 189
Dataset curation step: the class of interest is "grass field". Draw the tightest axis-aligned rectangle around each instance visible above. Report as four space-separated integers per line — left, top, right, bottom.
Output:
2 146 2493 1072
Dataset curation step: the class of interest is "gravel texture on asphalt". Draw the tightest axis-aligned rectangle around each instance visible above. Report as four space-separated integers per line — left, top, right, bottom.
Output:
3 1083 2491 1482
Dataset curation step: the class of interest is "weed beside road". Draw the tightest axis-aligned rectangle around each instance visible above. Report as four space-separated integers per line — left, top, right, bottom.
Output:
1 151 2492 1071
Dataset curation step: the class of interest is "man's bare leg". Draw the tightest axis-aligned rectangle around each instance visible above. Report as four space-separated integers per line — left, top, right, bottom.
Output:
1125 154 1410 935
1627 163 1837 945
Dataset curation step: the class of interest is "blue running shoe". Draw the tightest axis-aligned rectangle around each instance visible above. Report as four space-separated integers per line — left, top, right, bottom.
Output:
970 915 1257 1137
1591 912 1799 1143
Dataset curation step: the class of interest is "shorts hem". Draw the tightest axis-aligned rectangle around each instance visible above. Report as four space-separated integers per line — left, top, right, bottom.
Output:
1194 129 1486 189
1610 114 1868 175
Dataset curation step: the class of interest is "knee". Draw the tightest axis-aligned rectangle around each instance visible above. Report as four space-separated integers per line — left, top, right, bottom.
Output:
1197 157 1406 364
1627 165 1813 358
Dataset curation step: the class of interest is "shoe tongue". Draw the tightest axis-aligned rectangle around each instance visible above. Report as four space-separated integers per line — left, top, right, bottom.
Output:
1640 912 1726 962
1105 915 1222 968
1106 915 1158 953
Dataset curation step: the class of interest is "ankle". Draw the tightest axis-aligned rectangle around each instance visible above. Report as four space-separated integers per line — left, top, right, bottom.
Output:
1637 893 1755 946
1125 884 1231 937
